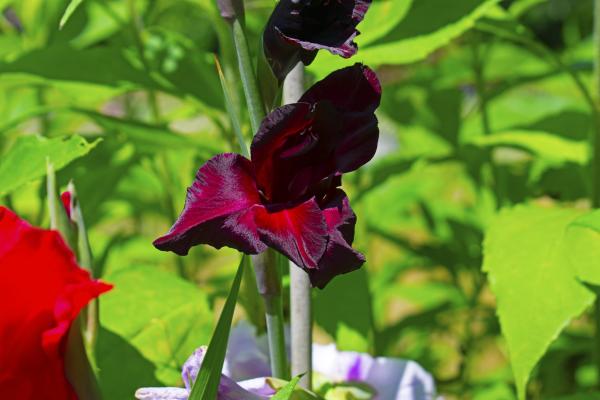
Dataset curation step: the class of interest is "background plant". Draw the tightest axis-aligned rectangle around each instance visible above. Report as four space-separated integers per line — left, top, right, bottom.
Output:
2 0 600 399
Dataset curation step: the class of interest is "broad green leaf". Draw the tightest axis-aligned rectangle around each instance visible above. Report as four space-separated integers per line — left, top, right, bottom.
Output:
0 135 99 197
309 0 498 76
466 130 588 165
0 45 223 108
357 0 413 45
98 265 213 400
483 205 594 399
188 256 245 400
59 0 84 29
271 375 302 400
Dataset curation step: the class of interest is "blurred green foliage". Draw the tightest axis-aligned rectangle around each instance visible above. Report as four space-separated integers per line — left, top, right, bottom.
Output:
2 0 600 399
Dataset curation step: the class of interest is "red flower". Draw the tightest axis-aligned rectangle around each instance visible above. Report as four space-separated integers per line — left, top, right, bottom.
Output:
154 64 380 288
263 0 372 80
0 207 112 399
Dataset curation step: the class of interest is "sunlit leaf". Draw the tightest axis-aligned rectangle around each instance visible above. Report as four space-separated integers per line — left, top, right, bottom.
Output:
98 265 213 399
483 205 595 399
466 130 588 165
309 0 499 76
0 135 99 197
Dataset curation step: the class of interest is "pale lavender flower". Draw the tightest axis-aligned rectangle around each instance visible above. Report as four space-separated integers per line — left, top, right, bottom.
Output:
224 322 438 400
135 346 274 400
312 343 437 400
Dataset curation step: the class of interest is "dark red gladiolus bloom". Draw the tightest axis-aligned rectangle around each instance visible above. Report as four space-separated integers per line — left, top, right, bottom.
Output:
154 64 380 288
0 207 112 399
264 0 372 80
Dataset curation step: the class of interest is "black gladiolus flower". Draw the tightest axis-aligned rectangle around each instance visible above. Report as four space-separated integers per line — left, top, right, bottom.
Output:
153 64 381 288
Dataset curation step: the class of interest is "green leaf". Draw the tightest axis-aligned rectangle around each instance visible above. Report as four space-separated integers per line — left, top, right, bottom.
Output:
0 135 99 197
466 130 588 165
314 268 374 352
566 210 600 286
188 256 245 400
356 0 413 45
309 0 498 76
73 109 222 155
271 375 302 400
483 205 594 399
59 0 84 29
0 45 223 108
215 56 248 157
97 265 213 400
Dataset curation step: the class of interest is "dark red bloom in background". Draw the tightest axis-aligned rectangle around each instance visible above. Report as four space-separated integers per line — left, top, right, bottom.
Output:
264 0 372 81
154 64 381 288
0 207 112 399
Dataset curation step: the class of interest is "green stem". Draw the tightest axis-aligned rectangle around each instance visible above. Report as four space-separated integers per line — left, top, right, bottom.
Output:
227 12 287 379
231 18 266 133
593 0 600 386
285 62 313 390
252 250 289 379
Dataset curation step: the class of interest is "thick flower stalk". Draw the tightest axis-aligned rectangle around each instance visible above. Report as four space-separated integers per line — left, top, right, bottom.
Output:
0 207 112 399
264 0 372 81
154 63 381 288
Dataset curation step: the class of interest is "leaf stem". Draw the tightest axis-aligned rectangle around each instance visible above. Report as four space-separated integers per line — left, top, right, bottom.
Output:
253 250 289 379
231 18 266 133
284 62 312 390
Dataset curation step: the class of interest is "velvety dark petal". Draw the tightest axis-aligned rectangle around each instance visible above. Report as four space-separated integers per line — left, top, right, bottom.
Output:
299 64 381 113
263 0 372 80
153 154 266 256
251 103 342 203
253 197 328 270
308 190 365 288
301 64 381 175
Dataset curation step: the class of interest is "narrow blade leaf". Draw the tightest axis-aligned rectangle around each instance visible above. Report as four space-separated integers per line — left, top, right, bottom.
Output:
188 256 246 400
214 55 248 157
60 0 84 29
271 375 302 400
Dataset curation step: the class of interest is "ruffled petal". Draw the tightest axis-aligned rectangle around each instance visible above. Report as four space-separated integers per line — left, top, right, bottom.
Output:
263 0 372 80
308 190 364 288
300 64 381 174
135 387 189 400
300 64 381 115
253 198 328 270
153 154 267 256
0 207 112 400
